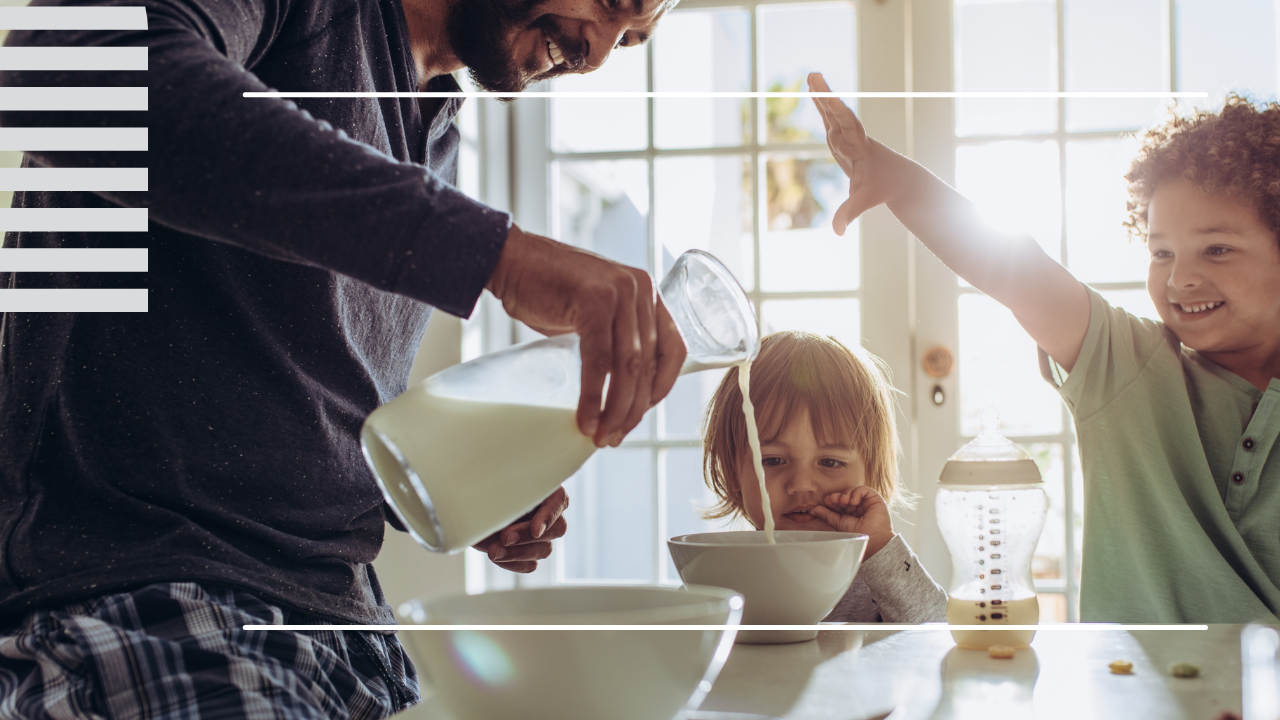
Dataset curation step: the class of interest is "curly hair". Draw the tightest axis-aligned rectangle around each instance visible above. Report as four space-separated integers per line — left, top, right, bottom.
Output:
1125 94 1280 243
700 331 914 524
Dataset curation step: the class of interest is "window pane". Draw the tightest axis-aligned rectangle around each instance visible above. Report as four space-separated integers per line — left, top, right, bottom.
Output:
1065 137 1150 283
1028 442 1065 586
958 293 1063 436
759 2 856 144
1099 288 1160 324
550 49 648 152
655 156 753 291
1177 0 1278 108
954 0 1057 136
562 448 654 582
554 160 650 271
956 141 1062 263
762 154 858 291
761 298 860 352
1064 0 1167 132
654 8 751 149
663 447 733 583
662 369 727 440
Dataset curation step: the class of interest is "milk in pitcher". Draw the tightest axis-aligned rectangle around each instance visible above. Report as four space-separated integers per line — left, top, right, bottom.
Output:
363 386 596 553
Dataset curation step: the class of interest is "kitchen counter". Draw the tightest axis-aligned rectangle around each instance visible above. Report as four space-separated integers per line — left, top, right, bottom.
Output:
400 624 1245 720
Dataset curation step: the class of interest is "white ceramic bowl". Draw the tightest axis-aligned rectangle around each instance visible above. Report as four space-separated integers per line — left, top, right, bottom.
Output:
668 531 867 644
398 585 743 720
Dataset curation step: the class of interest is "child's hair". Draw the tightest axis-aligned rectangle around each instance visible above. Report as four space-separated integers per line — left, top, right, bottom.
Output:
1125 94 1280 243
701 331 911 521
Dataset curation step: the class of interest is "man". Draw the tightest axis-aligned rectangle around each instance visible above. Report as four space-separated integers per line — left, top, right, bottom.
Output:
0 0 680 716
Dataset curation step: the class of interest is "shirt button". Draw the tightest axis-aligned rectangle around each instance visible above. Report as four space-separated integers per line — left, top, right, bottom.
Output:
1233 472 1245 484
1244 437 1256 450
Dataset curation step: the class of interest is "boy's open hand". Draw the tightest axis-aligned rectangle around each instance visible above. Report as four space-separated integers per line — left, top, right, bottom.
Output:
472 487 569 573
809 72 894 236
807 485 894 558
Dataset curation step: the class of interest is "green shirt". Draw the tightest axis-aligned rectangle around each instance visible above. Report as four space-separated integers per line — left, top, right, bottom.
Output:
1043 287 1280 623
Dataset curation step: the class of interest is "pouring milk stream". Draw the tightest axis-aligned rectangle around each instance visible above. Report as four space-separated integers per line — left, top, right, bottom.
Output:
362 250 763 554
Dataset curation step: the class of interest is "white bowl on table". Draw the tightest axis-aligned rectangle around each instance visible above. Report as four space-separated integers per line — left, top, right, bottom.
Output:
398 585 743 720
668 531 867 644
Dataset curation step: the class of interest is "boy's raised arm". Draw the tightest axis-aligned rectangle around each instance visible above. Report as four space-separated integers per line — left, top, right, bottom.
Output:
810 73 1092 371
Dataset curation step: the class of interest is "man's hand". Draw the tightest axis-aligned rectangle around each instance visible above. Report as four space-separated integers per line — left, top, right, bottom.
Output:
807 486 895 558
486 227 686 448
808 72 898 236
472 487 570 574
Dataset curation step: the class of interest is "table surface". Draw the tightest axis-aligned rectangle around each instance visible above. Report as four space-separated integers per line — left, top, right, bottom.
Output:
403 624 1245 720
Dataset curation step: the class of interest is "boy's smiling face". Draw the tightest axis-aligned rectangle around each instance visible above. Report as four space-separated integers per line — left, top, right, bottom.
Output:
1146 178 1280 372
735 410 868 531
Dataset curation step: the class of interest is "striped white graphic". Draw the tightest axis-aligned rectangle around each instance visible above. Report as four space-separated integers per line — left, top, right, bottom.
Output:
0 289 147 312
0 46 147 71
0 168 147 191
0 128 146 151
0 6 147 30
0 208 147 232
0 248 147 272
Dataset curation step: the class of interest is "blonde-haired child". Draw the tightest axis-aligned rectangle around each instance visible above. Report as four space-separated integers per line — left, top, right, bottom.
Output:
703 330 947 623
810 72 1280 623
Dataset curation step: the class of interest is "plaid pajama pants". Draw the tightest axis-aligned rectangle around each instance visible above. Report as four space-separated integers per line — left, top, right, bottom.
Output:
0 583 419 720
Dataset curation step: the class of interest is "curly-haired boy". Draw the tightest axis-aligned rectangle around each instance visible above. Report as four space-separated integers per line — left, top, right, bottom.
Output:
810 73 1280 624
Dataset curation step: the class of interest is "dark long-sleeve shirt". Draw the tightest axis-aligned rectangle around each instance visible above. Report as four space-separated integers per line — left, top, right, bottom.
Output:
0 0 510 624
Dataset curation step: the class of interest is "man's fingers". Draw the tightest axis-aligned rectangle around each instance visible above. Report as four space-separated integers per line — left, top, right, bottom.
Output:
596 274 642 447
494 560 539 574
618 271 657 438
527 487 569 539
503 515 569 547
576 294 615 443
650 298 685 405
494 539 555 563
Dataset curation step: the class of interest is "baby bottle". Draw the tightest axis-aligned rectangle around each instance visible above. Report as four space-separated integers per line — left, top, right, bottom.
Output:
362 250 759 554
936 412 1047 650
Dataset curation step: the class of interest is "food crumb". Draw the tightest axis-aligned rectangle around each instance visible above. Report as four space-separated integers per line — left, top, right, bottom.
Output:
987 644 1015 659
1108 660 1134 675
1169 662 1199 678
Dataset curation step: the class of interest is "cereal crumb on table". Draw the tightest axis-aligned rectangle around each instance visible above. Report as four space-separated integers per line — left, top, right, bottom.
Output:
988 645 1015 659
1169 662 1199 678
1108 660 1134 675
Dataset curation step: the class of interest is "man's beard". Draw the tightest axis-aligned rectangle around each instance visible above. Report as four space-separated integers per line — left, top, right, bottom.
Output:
448 0 565 93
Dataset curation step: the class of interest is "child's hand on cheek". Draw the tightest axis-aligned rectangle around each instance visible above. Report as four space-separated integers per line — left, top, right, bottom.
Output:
807 485 895 558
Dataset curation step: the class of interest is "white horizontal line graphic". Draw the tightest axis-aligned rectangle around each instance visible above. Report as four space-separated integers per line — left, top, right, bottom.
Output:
244 624 1209 631
0 6 147 30
0 128 146 152
0 168 147 191
0 87 146 111
0 288 147 312
0 248 147 272
0 208 147 232
244 91 1210 100
0 47 147 71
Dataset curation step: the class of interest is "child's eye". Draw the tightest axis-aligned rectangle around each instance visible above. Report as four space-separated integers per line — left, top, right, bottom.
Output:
819 458 848 468
1151 249 1173 260
762 457 785 467
1207 245 1232 257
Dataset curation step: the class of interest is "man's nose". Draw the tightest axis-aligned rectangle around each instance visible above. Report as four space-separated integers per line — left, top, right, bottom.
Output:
581 21 626 70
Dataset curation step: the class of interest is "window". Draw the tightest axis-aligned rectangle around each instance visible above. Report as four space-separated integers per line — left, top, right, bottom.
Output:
467 0 1280 618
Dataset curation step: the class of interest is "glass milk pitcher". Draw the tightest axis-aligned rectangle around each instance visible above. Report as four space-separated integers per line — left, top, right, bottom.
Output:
937 413 1047 650
362 250 759 554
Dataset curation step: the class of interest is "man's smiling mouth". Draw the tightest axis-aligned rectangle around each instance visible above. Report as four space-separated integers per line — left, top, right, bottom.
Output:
546 33 565 66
